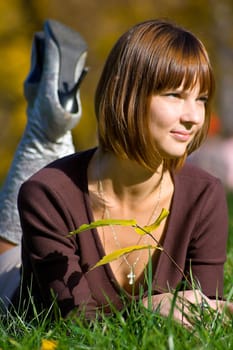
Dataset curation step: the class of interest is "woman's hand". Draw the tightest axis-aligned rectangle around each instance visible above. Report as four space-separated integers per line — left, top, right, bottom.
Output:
142 290 233 328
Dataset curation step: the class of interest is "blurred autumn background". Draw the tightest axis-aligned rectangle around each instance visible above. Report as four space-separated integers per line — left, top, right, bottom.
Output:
0 0 233 189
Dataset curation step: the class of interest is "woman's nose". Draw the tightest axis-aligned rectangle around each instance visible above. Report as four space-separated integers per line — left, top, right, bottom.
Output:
181 99 205 125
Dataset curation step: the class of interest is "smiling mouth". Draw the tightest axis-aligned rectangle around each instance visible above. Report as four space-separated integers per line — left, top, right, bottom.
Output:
170 130 192 142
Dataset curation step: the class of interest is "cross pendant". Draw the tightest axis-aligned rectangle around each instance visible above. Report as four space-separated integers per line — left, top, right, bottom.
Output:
127 268 136 285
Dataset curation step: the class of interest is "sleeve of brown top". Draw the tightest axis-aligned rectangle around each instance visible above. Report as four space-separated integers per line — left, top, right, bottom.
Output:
152 164 229 300
18 178 98 318
185 177 228 298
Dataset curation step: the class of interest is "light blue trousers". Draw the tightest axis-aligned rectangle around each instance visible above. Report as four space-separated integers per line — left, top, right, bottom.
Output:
0 245 21 310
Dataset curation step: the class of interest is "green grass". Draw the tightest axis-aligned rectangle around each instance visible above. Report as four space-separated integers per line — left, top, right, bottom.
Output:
0 194 233 350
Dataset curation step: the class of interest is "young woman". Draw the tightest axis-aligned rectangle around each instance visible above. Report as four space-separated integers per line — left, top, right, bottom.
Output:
16 19 232 325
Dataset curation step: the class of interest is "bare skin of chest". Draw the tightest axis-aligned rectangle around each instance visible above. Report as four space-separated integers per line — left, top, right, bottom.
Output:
93 176 173 294
97 222 166 293
88 151 174 294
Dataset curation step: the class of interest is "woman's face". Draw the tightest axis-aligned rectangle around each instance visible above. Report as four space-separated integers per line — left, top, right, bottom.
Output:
149 82 207 159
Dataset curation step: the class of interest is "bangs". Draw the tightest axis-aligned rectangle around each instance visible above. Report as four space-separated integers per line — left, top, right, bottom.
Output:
151 31 214 98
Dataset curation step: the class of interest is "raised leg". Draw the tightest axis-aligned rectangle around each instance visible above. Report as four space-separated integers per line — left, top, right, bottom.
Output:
0 19 88 307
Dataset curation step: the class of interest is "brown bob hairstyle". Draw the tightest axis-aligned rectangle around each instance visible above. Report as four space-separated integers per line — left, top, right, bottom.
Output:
95 19 215 171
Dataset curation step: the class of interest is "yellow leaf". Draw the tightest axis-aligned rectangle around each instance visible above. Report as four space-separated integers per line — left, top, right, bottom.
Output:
91 244 162 269
143 208 169 233
40 339 58 350
69 218 137 235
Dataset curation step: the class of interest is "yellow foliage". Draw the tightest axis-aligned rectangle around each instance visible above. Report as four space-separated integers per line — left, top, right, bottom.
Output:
40 339 58 350
91 244 161 270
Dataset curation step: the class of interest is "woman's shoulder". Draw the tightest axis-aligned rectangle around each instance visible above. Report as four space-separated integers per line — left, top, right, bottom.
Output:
171 162 227 224
176 161 222 185
173 161 225 201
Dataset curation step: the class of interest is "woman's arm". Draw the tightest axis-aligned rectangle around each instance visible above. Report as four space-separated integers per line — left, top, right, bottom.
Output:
143 178 232 327
18 178 97 318
186 178 229 298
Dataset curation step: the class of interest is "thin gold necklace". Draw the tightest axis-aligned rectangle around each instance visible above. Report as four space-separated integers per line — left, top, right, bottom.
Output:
98 173 163 285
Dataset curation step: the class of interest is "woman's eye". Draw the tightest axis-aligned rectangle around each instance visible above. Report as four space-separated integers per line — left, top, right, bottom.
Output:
164 92 181 98
198 96 208 103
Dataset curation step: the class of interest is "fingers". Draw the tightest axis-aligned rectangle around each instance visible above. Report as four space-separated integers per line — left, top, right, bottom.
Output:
144 292 194 328
213 299 233 316
144 290 233 330
227 301 233 314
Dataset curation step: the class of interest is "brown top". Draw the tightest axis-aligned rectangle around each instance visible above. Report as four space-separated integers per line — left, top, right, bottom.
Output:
17 148 228 318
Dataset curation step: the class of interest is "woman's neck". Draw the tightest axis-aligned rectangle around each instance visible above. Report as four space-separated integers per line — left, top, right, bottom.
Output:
89 149 165 207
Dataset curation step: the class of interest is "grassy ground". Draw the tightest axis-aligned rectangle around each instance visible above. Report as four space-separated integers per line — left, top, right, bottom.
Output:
0 194 233 350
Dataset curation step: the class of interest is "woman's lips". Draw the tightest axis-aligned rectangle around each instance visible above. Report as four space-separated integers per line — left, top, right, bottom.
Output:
170 130 192 142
